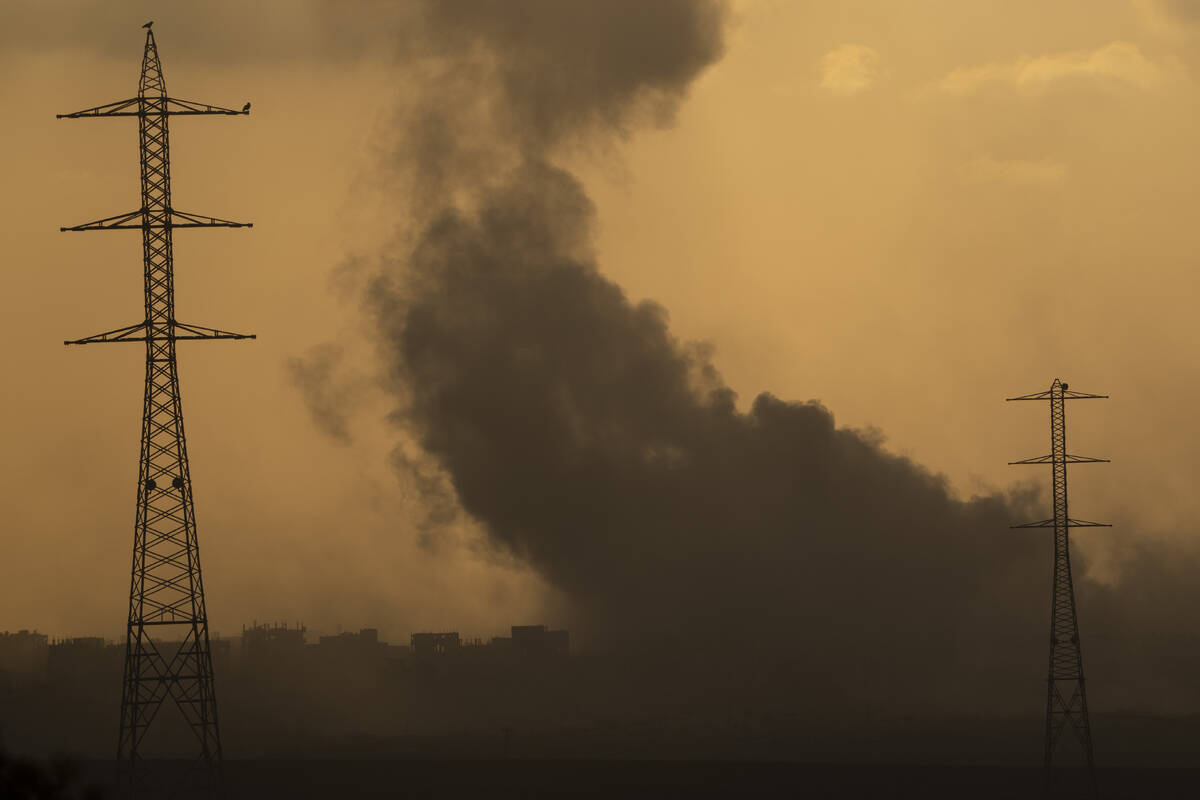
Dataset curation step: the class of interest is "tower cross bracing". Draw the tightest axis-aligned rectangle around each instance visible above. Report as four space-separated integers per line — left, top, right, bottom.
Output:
58 25 252 794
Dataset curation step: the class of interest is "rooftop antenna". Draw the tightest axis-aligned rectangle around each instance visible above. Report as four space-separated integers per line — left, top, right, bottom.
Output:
58 25 252 796
1008 378 1108 799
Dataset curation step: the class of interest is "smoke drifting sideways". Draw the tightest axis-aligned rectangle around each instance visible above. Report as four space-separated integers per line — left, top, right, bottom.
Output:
320 0 1200 717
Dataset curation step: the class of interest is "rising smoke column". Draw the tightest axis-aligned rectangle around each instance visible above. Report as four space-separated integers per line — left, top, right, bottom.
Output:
348 0 1052 715
320 0 1200 717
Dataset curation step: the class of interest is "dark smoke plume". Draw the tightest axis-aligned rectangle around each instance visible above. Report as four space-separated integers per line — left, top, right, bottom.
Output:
371 159 1050 713
288 344 358 445
336 0 1200 717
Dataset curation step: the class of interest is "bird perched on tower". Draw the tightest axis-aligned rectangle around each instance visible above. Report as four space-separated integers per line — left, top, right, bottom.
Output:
143 21 153 29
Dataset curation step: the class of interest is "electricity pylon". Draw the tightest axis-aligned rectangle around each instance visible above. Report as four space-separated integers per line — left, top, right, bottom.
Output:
1008 378 1108 798
58 24 252 795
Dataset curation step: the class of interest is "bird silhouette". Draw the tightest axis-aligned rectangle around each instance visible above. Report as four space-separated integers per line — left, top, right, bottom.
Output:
242 102 251 113
143 21 153 29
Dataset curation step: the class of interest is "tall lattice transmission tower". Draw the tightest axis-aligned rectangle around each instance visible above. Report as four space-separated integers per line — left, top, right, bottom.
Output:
1008 378 1108 798
57 23 252 793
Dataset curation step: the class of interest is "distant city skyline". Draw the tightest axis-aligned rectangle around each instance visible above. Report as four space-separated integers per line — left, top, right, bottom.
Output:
0 620 569 656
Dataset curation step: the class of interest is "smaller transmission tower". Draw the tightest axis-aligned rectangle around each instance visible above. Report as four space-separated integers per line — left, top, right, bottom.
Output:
1008 378 1108 798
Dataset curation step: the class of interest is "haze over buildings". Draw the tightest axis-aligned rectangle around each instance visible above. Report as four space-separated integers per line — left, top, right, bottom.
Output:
0 621 569 758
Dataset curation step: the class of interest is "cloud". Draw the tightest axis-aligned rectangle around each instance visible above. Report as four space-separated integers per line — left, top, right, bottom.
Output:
960 155 1068 186
940 41 1164 95
819 44 883 95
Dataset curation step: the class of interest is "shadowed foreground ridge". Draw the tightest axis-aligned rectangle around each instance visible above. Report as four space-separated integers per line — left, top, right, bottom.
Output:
0 746 104 799
63 758 1200 799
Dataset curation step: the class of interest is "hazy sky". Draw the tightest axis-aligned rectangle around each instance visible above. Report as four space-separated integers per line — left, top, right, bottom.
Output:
3 0 1200 671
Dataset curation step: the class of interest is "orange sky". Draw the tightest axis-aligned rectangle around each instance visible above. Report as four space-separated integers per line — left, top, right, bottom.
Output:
3 0 1200 642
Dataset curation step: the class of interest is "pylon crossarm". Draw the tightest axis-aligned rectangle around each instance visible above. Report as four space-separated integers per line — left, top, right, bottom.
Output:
1007 389 1108 401
56 97 140 118
1011 518 1111 529
1009 454 1110 465
57 97 248 118
169 209 252 228
1011 518 1056 529
172 321 256 340
60 210 144 231
61 208 252 231
64 321 147 345
1006 389 1054 402
163 97 248 115
65 319 254 345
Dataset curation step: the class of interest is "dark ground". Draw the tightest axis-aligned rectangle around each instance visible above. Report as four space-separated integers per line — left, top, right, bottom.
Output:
67 760 1199 799
11 707 1200 797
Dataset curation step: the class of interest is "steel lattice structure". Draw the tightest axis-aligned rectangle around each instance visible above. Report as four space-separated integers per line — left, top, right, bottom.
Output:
58 24 251 795
1008 378 1108 798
